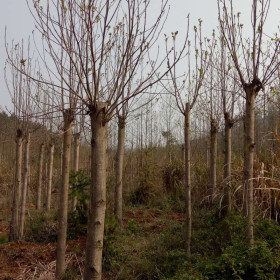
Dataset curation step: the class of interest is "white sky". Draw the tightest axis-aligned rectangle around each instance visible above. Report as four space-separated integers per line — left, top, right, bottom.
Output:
1 0 280 111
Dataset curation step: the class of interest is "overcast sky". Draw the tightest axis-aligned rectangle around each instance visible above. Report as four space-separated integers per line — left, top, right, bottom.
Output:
1 0 280 111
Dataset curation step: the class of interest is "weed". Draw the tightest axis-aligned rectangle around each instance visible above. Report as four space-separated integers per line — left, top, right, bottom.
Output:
25 211 57 243
0 235 8 244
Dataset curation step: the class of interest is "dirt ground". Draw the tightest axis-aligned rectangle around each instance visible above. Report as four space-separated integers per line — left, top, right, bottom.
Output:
0 208 183 279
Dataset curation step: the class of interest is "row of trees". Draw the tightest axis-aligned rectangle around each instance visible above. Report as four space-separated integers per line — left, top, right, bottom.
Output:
4 0 280 279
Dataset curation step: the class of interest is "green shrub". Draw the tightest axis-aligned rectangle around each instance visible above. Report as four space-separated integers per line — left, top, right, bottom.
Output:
153 211 280 280
126 184 153 205
25 211 57 243
69 169 90 218
191 212 280 280
0 235 8 244
126 219 140 234
103 212 127 271
126 153 159 206
162 161 183 194
62 265 81 280
68 170 90 240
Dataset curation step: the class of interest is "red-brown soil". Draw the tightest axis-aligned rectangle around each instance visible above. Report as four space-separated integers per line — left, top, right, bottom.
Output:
0 208 181 279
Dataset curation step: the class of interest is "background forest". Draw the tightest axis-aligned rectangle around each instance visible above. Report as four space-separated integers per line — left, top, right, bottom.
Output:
1 0 280 279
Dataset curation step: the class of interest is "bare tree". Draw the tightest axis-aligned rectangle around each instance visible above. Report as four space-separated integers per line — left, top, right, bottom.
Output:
19 0 183 278
5 39 37 241
218 39 241 214
218 0 280 244
164 18 214 256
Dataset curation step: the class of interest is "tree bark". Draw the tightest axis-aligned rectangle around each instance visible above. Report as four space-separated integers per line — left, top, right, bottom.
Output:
224 113 233 214
60 142 63 176
244 85 256 245
206 140 209 168
242 116 248 216
114 116 126 229
56 109 74 279
36 143 44 210
10 129 23 241
46 143 54 212
84 103 108 280
185 103 191 257
71 133 81 211
19 133 30 239
210 119 218 203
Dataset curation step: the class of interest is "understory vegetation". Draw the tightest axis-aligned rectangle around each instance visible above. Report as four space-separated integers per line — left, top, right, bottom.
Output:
21 200 280 279
7 148 279 280
2 0 280 278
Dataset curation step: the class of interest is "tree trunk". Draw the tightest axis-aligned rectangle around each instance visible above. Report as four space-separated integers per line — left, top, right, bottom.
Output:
46 143 54 212
242 116 248 216
181 144 185 164
71 133 81 211
84 103 108 280
206 140 209 168
10 129 23 241
244 86 256 245
114 116 126 229
224 113 233 214
56 110 74 279
36 143 44 210
19 133 30 239
60 142 63 176
210 119 218 203
185 103 191 257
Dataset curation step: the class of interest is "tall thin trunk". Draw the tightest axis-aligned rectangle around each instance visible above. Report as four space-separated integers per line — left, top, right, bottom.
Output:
185 103 191 257
36 143 44 210
84 103 108 280
115 116 126 229
224 113 233 214
181 144 185 164
10 129 23 241
88 154 91 176
206 140 209 168
19 133 30 239
56 110 74 279
71 133 81 211
27 162 31 200
45 160 48 207
242 116 248 216
210 119 218 203
60 142 63 176
46 143 54 212
244 86 256 245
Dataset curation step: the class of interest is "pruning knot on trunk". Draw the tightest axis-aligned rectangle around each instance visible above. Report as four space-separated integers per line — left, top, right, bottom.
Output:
252 77 263 92
63 108 75 123
224 112 234 128
88 102 108 126
118 115 126 129
244 77 263 96
210 119 218 134
16 129 23 138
